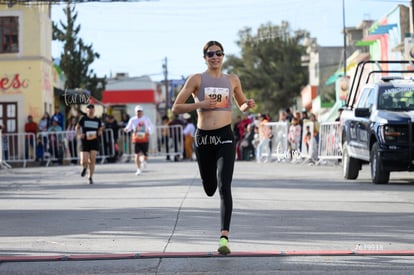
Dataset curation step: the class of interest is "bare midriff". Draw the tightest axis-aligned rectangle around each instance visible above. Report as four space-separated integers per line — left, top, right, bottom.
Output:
197 110 232 130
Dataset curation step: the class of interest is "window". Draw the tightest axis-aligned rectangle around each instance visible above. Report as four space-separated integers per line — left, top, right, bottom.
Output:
365 89 376 109
0 16 19 54
356 88 370 108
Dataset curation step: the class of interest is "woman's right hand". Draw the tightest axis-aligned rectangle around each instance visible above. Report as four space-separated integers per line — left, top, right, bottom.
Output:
201 96 217 109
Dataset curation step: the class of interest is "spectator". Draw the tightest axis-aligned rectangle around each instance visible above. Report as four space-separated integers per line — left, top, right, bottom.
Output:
24 115 37 159
285 108 293 122
256 114 272 163
279 110 288 123
303 125 312 154
233 115 242 146
1 123 8 161
265 113 273 154
35 136 44 164
168 114 185 162
182 113 196 160
104 115 120 163
236 113 252 160
309 113 320 161
66 116 78 164
301 109 309 124
287 117 302 161
240 123 255 161
51 106 64 129
335 107 344 122
294 111 303 151
47 117 64 165
159 115 171 160
119 112 131 158
38 112 50 154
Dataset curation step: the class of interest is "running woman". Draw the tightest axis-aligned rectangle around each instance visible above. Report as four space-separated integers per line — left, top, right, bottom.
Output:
172 41 255 255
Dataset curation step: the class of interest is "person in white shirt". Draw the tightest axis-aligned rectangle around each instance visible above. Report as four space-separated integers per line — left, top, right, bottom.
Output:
256 114 271 163
124 105 154 175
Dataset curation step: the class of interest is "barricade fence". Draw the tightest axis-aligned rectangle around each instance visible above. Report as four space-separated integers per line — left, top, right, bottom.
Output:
262 121 342 163
1 128 12 169
267 122 288 161
0 125 184 167
117 124 183 161
1 121 341 167
318 122 342 160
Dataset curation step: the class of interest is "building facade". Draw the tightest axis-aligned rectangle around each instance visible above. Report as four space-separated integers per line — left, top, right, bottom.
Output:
0 3 57 135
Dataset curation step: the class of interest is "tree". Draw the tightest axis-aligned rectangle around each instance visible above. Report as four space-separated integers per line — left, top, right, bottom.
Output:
223 21 308 119
52 3 105 100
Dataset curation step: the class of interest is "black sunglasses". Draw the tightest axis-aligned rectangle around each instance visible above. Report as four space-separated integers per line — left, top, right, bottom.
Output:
205 50 224 58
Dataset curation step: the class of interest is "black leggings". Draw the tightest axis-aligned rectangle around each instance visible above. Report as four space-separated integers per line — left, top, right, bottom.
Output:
194 124 235 231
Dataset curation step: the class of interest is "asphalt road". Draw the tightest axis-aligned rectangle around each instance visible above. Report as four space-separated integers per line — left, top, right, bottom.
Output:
1 157 414 274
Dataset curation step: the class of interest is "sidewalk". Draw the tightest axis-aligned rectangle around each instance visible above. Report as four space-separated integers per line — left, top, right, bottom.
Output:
1 158 414 274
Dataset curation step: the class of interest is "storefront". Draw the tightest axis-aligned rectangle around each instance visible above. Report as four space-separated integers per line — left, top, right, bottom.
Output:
0 4 56 135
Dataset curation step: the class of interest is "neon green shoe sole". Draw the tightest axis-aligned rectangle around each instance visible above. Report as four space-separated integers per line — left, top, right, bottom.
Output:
217 237 231 255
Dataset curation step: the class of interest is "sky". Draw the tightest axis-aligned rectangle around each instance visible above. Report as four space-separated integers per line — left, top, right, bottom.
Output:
51 0 408 82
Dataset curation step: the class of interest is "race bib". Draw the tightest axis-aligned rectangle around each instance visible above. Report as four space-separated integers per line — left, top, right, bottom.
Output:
132 132 149 143
205 87 230 108
86 131 97 140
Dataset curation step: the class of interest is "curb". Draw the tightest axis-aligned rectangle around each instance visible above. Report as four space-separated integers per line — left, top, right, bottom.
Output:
2 250 414 262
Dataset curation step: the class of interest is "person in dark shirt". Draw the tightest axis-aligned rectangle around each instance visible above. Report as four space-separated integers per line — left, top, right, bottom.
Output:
168 114 185 162
76 104 103 184
240 123 256 161
104 115 120 163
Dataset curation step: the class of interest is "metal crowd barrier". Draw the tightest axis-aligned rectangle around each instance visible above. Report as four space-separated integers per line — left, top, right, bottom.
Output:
267 122 289 161
153 125 184 159
317 122 342 161
1 132 35 168
0 121 340 168
117 124 183 161
0 128 12 169
0 125 184 168
263 120 341 163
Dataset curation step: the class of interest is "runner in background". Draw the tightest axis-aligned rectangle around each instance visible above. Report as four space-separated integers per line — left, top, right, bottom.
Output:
77 104 103 184
124 105 154 175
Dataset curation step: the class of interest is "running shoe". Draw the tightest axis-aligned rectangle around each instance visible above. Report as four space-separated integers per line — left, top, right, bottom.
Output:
141 160 147 170
135 169 142 175
81 167 87 177
88 178 93 184
217 237 231 255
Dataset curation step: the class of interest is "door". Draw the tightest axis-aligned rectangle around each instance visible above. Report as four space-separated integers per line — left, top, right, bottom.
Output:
355 88 375 161
0 102 18 160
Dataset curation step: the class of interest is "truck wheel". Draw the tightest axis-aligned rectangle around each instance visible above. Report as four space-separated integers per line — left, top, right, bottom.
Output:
342 141 359 180
370 142 390 184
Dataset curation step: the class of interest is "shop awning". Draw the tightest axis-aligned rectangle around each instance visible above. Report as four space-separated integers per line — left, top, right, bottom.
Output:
355 24 397 46
102 89 155 104
369 23 397 35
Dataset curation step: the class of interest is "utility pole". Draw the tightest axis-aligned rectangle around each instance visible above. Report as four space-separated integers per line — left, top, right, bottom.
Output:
412 0 414 33
342 0 347 77
162 57 169 114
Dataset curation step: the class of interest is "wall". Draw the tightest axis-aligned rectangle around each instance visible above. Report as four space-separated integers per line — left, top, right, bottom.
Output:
0 3 53 132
